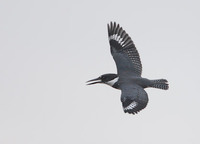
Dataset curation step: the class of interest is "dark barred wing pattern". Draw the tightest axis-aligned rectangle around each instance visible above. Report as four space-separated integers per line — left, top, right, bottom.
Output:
107 22 142 76
120 84 149 114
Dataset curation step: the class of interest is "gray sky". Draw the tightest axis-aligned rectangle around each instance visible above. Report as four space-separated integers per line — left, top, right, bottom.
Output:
0 0 200 144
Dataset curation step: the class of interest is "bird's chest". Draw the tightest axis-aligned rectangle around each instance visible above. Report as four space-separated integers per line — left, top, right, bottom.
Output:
112 82 120 89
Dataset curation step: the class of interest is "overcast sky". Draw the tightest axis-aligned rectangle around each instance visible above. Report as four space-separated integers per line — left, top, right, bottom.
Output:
0 0 200 144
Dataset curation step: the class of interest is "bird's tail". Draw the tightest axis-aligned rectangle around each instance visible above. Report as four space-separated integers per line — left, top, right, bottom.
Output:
150 79 169 90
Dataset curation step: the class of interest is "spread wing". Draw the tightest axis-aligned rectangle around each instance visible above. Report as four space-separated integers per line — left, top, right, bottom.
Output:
107 22 142 77
120 84 149 114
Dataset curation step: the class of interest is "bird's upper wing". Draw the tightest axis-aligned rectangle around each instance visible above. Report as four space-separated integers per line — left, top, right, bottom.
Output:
107 22 142 77
120 83 149 114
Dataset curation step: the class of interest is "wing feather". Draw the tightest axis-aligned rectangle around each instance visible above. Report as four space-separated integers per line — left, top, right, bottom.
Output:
120 84 149 114
108 22 142 76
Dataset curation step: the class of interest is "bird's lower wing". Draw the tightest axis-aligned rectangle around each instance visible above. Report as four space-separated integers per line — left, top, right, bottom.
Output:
120 84 149 114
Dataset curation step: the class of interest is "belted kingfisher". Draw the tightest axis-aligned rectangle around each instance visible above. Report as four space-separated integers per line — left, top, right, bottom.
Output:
87 22 169 114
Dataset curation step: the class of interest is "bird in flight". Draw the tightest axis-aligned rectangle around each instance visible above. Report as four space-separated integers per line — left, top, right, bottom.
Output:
87 22 169 114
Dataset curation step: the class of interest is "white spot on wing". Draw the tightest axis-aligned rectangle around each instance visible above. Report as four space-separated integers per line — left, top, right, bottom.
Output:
109 34 125 47
124 101 138 111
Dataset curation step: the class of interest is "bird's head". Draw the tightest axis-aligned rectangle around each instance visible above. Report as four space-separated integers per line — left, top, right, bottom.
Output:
86 74 118 87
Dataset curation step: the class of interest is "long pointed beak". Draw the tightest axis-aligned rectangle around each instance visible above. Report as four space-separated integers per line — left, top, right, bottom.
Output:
86 77 102 85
